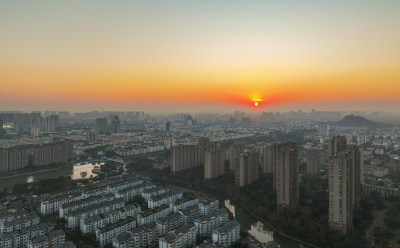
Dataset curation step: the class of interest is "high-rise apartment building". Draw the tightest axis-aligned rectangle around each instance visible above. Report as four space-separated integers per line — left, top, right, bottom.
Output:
171 138 211 173
347 145 363 207
328 136 347 158
262 145 273 174
328 137 363 235
87 131 97 143
306 148 324 175
204 148 225 180
228 143 245 170
171 145 204 173
95 118 108 134
235 149 259 187
272 141 299 209
318 123 330 136
0 146 29 172
329 151 352 234
31 118 40 137
0 148 9 172
44 115 58 131
111 116 121 133
32 141 74 167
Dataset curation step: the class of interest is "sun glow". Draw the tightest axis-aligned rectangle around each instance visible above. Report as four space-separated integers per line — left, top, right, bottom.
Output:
252 98 263 107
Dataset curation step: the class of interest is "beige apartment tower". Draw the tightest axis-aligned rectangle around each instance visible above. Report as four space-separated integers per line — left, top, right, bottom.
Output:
235 149 259 187
328 137 363 235
272 141 299 209
306 148 324 175
262 145 273 174
228 143 245 170
328 135 347 157
204 149 225 180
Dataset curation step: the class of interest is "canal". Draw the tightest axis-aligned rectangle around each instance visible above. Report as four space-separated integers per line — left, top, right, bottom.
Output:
224 199 308 248
163 181 309 248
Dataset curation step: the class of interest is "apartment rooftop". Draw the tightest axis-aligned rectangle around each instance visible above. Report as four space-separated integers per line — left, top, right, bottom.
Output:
98 216 136 233
174 223 196 235
171 196 198 205
214 220 239 235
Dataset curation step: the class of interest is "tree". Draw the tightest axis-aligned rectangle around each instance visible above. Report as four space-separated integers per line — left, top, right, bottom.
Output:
132 195 146 210
55 218 67 230
82 233 97 247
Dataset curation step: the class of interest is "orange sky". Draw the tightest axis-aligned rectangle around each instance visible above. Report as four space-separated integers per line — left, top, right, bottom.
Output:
1 1 400 112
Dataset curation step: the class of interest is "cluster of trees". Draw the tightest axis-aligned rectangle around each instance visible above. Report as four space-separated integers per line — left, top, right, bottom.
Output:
389 170 400 188
100 162 120 174
65 229 109 248
126 157 154 172
13 176 75 195
237 175 372 248
84 145 109 158
384 203 400 229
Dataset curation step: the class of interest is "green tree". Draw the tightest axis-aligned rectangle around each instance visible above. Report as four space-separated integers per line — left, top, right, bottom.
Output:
132 195 147 210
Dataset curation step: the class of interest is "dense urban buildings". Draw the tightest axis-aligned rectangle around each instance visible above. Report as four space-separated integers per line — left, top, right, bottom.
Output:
1 108 400 247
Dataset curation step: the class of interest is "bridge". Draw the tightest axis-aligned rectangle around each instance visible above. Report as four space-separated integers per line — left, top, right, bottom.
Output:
101 156 127 171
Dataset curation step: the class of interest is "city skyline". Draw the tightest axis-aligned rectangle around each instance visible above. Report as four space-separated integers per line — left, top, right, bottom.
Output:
1 1 400 112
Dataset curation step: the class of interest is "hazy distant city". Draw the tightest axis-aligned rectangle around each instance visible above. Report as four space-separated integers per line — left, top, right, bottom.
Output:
0 109 400 248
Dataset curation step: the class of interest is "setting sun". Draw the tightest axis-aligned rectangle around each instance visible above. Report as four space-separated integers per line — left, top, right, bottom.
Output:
252 98 263 108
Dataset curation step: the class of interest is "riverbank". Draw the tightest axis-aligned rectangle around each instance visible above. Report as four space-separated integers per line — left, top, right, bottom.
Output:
152 177 318 248
0 162 101 192
0 167 62 179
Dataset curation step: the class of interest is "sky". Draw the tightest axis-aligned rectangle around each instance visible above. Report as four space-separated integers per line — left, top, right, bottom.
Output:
1 0 400 113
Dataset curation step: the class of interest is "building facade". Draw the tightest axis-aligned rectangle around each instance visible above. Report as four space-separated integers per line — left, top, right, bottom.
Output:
272 141 299 209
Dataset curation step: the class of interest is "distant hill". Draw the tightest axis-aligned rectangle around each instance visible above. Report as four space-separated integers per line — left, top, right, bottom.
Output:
335 115 392 128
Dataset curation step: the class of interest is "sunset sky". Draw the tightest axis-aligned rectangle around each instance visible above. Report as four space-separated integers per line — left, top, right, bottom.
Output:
1 0 400 112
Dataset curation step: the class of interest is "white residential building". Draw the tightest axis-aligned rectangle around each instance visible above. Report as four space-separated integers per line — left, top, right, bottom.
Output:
96 216 136 247
155 213 184 236
212 220 240 247
59 193 114 218
193 209 229 237
159 223 197 248
169 196 198 213
113 222 158 248
197 199 219 216
148 190 183 209
141 187 169 201
137 205 171 226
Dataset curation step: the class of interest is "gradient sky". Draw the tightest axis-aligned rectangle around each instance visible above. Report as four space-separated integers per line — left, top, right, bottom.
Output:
1 0 400 112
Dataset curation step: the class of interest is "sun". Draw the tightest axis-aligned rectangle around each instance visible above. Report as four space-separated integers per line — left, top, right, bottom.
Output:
252 98 263 107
